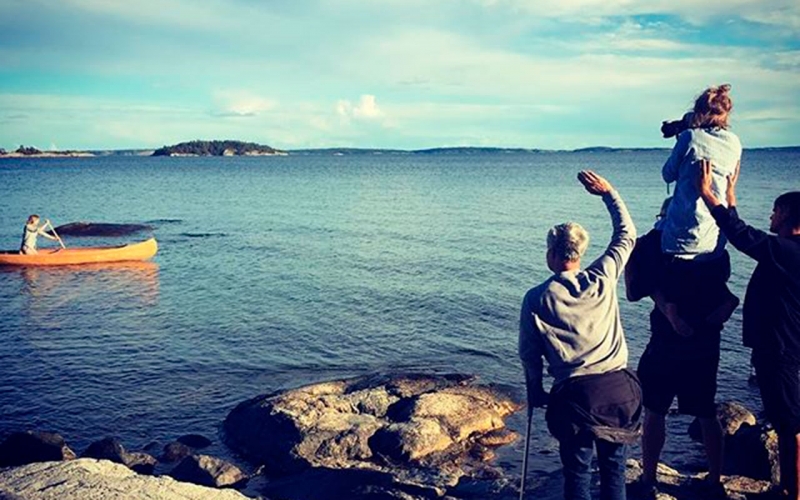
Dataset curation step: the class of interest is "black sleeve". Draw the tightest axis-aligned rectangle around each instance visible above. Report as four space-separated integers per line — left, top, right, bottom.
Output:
711 205 773 263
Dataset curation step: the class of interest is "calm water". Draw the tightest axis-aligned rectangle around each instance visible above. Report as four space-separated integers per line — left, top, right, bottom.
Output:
0 151 796 489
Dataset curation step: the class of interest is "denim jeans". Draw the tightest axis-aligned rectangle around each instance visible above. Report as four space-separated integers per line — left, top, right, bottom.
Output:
559 432 627 500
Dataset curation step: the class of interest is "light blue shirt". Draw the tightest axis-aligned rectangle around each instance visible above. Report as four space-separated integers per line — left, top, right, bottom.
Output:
661 127 742 257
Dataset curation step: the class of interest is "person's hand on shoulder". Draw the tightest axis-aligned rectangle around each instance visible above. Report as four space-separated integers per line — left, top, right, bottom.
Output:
696 159 722 208
726 160 740 207
578 170 613 195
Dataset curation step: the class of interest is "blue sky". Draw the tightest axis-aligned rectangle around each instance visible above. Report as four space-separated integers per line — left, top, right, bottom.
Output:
0 0 798 150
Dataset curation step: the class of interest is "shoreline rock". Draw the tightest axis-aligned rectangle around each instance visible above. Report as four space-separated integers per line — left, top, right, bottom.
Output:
0 459 251 499
0 431 76 467
224 373 520 499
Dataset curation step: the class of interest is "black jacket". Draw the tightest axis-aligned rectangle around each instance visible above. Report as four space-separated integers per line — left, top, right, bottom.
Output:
711 206 800 363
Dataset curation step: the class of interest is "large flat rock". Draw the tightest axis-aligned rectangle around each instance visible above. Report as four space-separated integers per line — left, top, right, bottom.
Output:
0 459 251 500
224 373 520 498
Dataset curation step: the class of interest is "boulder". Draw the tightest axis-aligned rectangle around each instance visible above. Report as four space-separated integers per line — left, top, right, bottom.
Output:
81 437 127 464
223 373 519 497
688 401 757 442
126 452 158 475
169 454 247 489
53 222 153 237
0 458 249 499
80 437 157 475
0 431 76 467
162 441 193 463
177 434 212 449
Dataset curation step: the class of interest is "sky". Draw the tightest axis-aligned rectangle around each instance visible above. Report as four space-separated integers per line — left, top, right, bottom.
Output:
0 0 798 151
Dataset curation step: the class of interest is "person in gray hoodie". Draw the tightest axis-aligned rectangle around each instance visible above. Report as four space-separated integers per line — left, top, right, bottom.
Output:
519 170 641 500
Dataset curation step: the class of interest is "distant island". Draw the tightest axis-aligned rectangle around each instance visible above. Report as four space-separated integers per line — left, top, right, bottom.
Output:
2 142 799 159
0 145 93 158
151 140 286 157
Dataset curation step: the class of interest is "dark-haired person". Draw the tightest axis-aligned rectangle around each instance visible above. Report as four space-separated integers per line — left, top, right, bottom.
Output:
520 171 641 500
698 159 800 500
634 85 742 499
20 214 58 255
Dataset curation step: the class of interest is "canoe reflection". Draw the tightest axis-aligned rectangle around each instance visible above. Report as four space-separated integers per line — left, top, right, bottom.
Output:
12 262 160 317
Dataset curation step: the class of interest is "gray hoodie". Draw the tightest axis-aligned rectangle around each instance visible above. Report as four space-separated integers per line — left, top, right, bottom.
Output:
519 190 636 386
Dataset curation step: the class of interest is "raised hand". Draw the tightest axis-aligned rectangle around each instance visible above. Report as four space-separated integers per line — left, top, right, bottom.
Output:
577 170 613 195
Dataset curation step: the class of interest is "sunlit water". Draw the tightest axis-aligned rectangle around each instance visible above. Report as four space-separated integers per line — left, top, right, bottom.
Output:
0 151 795 491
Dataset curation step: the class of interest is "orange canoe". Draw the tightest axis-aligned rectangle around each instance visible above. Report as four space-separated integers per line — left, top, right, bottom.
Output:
0 238 158 266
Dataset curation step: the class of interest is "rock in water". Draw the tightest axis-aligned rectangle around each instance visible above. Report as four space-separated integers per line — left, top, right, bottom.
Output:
80 437 157 475
169 455 247 488
162 441 193 463
0 431 76 467
125 452 158 475
53 222 153 237
688 401 756 442
0 459 250 499
81 437 128 464
176 434 213 449
223 373 520 497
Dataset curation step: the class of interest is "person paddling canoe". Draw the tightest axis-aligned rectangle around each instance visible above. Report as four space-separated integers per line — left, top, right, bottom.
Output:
20 215 60 254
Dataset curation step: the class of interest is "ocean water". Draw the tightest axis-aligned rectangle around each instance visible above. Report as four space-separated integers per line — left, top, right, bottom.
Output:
0 150 796 492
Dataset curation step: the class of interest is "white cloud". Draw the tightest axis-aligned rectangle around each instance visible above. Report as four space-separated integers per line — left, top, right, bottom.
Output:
336 95 385 121
212 90 275 117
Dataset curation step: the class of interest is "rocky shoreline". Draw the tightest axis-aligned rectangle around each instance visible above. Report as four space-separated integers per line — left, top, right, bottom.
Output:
0 374 786 499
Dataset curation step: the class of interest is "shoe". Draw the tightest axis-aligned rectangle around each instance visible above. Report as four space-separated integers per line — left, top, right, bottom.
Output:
627 478 658 500
692 478 729 499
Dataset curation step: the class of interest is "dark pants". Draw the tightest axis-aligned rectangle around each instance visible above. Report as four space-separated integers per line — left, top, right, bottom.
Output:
559 431 627 500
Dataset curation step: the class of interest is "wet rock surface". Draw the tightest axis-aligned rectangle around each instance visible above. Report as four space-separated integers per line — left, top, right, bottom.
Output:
224 373 520 498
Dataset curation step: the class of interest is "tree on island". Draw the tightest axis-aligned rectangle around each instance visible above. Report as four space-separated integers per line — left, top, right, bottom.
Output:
152 140 279 156
0 148 6 155
16 145 42 155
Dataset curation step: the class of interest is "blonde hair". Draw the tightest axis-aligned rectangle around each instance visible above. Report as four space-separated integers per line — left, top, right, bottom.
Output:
547 222 589 262
691 84 732 129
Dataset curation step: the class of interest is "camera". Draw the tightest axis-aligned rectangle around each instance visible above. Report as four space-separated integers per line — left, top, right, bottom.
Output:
661 112 694 139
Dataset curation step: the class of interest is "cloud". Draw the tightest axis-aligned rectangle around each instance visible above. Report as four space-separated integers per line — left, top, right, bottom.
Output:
337 95 385 122
212 90 276 117
467 0 800 28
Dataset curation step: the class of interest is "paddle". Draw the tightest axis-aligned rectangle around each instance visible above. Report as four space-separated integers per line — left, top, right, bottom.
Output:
45 220 66 249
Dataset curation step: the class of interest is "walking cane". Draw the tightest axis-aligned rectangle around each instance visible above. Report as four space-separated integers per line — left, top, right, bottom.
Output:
519 402 533 500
